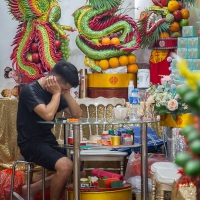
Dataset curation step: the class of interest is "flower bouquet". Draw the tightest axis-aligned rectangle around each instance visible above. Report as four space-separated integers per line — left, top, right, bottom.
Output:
146 75 189 121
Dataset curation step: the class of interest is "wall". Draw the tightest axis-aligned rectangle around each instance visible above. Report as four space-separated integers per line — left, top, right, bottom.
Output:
0 0 155 98
1 0 199 98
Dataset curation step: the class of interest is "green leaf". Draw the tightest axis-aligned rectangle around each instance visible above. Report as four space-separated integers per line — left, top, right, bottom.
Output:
171 113 177 121
87 0 122 9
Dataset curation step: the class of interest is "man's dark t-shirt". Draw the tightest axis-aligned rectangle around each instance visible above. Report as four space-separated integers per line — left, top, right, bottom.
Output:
17 81 68 147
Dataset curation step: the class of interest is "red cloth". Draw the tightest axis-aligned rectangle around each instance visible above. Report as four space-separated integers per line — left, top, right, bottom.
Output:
0 169 25 200
92 169 124 181
35 189 65 200
149 49 174 84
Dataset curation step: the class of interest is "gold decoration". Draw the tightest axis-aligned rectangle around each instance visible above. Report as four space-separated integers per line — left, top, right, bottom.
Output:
87 74 136 88
149 50 169 63
172 182 196 200
0 99 21 170
160 113 194 128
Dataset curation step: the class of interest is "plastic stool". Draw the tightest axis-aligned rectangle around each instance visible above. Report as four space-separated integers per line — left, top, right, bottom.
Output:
150 162 180 200
10 158 46 200
155 167 181 199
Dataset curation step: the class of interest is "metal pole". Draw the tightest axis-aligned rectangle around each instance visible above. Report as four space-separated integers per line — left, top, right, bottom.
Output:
27 163 31 200
64 124 70 156
42 167 46 200
141 123 148 200
73 124 80 200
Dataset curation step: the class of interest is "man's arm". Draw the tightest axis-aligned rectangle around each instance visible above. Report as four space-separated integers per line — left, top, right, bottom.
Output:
34 76 62 121
62 92 82 118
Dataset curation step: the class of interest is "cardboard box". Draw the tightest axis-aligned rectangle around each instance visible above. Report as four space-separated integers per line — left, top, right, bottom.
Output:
185 59 194 70
192 59 200 70
187 48 200 59
177 48 188 58
178 37 188 48
187 37 200 48
182 26 198 37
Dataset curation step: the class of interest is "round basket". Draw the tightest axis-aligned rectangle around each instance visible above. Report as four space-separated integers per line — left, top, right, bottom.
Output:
66 183 132 200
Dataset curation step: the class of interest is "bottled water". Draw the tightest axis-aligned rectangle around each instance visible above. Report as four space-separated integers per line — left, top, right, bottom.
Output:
128 80 134 100
129 89 140 121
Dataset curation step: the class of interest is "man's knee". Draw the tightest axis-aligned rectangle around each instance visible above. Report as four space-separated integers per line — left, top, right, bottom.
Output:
55 157 73 176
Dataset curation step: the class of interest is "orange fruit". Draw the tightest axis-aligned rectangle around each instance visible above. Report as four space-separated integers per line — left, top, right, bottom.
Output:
181 9 190 19
170 21 180 32
168 1 179 12
95 60 100 66
110 37 120 45
127 64 138 73
109 57 119 68
128 54 137 64
99 59 109 70
159 32 170 38
101 37 111 45
119 55 129 66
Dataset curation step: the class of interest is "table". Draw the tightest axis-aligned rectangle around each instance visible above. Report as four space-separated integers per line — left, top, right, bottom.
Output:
39 118 159 200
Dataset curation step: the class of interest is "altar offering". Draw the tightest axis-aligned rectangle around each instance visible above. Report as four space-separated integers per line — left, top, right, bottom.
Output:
66 183 132 200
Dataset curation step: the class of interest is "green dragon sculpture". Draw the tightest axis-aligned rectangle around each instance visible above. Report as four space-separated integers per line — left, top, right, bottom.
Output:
6 0 74 80
73 0 141 71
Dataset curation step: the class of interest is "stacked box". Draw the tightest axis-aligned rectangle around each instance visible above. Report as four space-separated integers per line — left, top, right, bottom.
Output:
187 48 200 59
188 37 200 48
182 26 198 37
193 59 200 70
171 26 200 84
178 38 188 48
177 48 188 58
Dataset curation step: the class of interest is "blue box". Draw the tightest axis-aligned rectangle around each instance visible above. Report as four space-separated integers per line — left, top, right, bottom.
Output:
177 48 188 58
171 69 181 79
171 69 185 85
170 59 177 69
192 59 200 70
182 26 198 37
178 37 188 48
187 48 200 59
187 37 200 49
185 59 194 70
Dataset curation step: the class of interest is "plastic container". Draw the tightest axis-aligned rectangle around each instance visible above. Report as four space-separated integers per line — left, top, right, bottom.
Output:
123 134 133 145
129 89 140 121
126 129 134 144
102 131 110 146
137 69 150 89
108 129 115 136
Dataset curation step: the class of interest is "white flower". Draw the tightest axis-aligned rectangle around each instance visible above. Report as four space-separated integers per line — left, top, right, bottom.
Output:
174 94 181 99
161 75 173 85
167 99 178 111
183 105 188 110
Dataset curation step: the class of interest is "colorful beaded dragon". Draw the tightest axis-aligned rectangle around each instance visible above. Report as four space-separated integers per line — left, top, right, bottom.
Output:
6 0 74 80
73 0 141 71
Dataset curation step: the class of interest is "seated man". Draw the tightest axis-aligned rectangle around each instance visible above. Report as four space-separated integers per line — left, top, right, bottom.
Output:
17 61 83 200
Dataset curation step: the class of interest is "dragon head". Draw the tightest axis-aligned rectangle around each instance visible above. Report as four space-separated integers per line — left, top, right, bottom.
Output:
137 11 170 48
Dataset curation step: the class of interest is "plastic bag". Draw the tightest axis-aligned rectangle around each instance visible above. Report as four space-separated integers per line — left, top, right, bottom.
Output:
125 152 167 180
0 168 25 200
126 176 152 194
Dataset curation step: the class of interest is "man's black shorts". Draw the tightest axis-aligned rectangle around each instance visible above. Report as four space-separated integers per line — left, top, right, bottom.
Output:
19 142 83 171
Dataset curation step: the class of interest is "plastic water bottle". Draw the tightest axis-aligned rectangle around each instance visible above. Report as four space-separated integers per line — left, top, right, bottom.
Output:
129 89 140 121
128 80 134 100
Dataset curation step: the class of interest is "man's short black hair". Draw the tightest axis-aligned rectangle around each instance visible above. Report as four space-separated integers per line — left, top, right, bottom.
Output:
51 60 79 87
